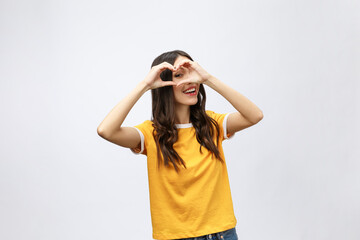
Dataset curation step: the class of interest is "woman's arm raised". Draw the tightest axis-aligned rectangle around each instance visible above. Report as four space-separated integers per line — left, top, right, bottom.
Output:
205 76 264 134
97 62 176 148
174 59 263 135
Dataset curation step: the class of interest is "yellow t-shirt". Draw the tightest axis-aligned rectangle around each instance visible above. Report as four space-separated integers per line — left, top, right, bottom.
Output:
131 110 237 240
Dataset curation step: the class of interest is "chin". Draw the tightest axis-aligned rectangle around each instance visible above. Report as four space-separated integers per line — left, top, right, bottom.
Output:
174 94 199 106
186 98 198 106
190 99 198 105
175 99 198 107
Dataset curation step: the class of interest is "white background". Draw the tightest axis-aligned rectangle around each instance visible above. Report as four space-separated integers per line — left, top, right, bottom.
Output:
0 0 359 239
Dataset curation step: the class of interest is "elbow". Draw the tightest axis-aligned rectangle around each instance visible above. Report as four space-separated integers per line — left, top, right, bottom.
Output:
251 111 264 124
97 126 108 138
258 111 264 122
97 127 104 137
97 125 119 140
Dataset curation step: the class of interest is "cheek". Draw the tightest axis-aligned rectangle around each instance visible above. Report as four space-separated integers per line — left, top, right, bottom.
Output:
172 86 184 100
172 86 182 94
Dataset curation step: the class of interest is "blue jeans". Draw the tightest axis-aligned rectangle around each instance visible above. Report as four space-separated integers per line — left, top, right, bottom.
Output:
174 227 238 240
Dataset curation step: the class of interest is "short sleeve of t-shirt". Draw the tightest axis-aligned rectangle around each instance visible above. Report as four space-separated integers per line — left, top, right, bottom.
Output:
205 110 235 140
129 120 154 156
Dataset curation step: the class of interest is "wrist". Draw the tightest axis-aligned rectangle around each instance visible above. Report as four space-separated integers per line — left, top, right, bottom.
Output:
138 80 151 93
204 75 218 88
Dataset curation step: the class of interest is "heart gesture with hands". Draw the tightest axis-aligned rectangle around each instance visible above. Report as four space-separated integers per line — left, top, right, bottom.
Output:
143 58 212 91
173 59 212 87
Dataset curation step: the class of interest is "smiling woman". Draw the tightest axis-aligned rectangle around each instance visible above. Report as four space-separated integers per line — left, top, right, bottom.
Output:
97 50 263 240
172 56 200 108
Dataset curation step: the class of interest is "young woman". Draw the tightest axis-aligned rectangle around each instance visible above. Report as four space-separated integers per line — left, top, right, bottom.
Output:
97 50 263 240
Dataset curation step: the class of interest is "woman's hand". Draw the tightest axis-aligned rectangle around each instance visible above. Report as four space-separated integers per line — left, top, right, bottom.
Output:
174 59 212 87
143 62 176 90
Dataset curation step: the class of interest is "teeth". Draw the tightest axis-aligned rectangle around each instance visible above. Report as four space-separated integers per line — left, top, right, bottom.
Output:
184 88 195 93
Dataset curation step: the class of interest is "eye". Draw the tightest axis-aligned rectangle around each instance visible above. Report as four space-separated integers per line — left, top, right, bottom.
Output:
174 73 183 78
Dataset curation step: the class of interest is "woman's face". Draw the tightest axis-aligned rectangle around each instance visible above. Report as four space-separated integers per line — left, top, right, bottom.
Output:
171 55 200 107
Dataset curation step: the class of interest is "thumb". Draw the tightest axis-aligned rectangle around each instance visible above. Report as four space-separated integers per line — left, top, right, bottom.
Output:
160 81 176 87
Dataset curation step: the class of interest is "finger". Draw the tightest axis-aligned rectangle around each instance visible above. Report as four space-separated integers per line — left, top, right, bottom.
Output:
152 62 175 74
175 59 193 70
160 81 176 87
158 62 176 72
176 79 192 87
175 60 191 70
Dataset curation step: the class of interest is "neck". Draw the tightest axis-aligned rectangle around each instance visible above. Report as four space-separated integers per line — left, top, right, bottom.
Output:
174 104 191 124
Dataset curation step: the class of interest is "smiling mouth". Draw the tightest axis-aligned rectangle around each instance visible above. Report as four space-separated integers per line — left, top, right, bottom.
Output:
183 87 197 95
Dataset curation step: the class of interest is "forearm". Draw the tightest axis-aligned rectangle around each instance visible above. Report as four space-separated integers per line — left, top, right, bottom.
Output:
97 81 149 135
205 76 263 123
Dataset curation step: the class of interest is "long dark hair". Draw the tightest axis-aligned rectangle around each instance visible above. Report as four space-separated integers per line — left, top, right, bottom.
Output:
151 50 223 172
